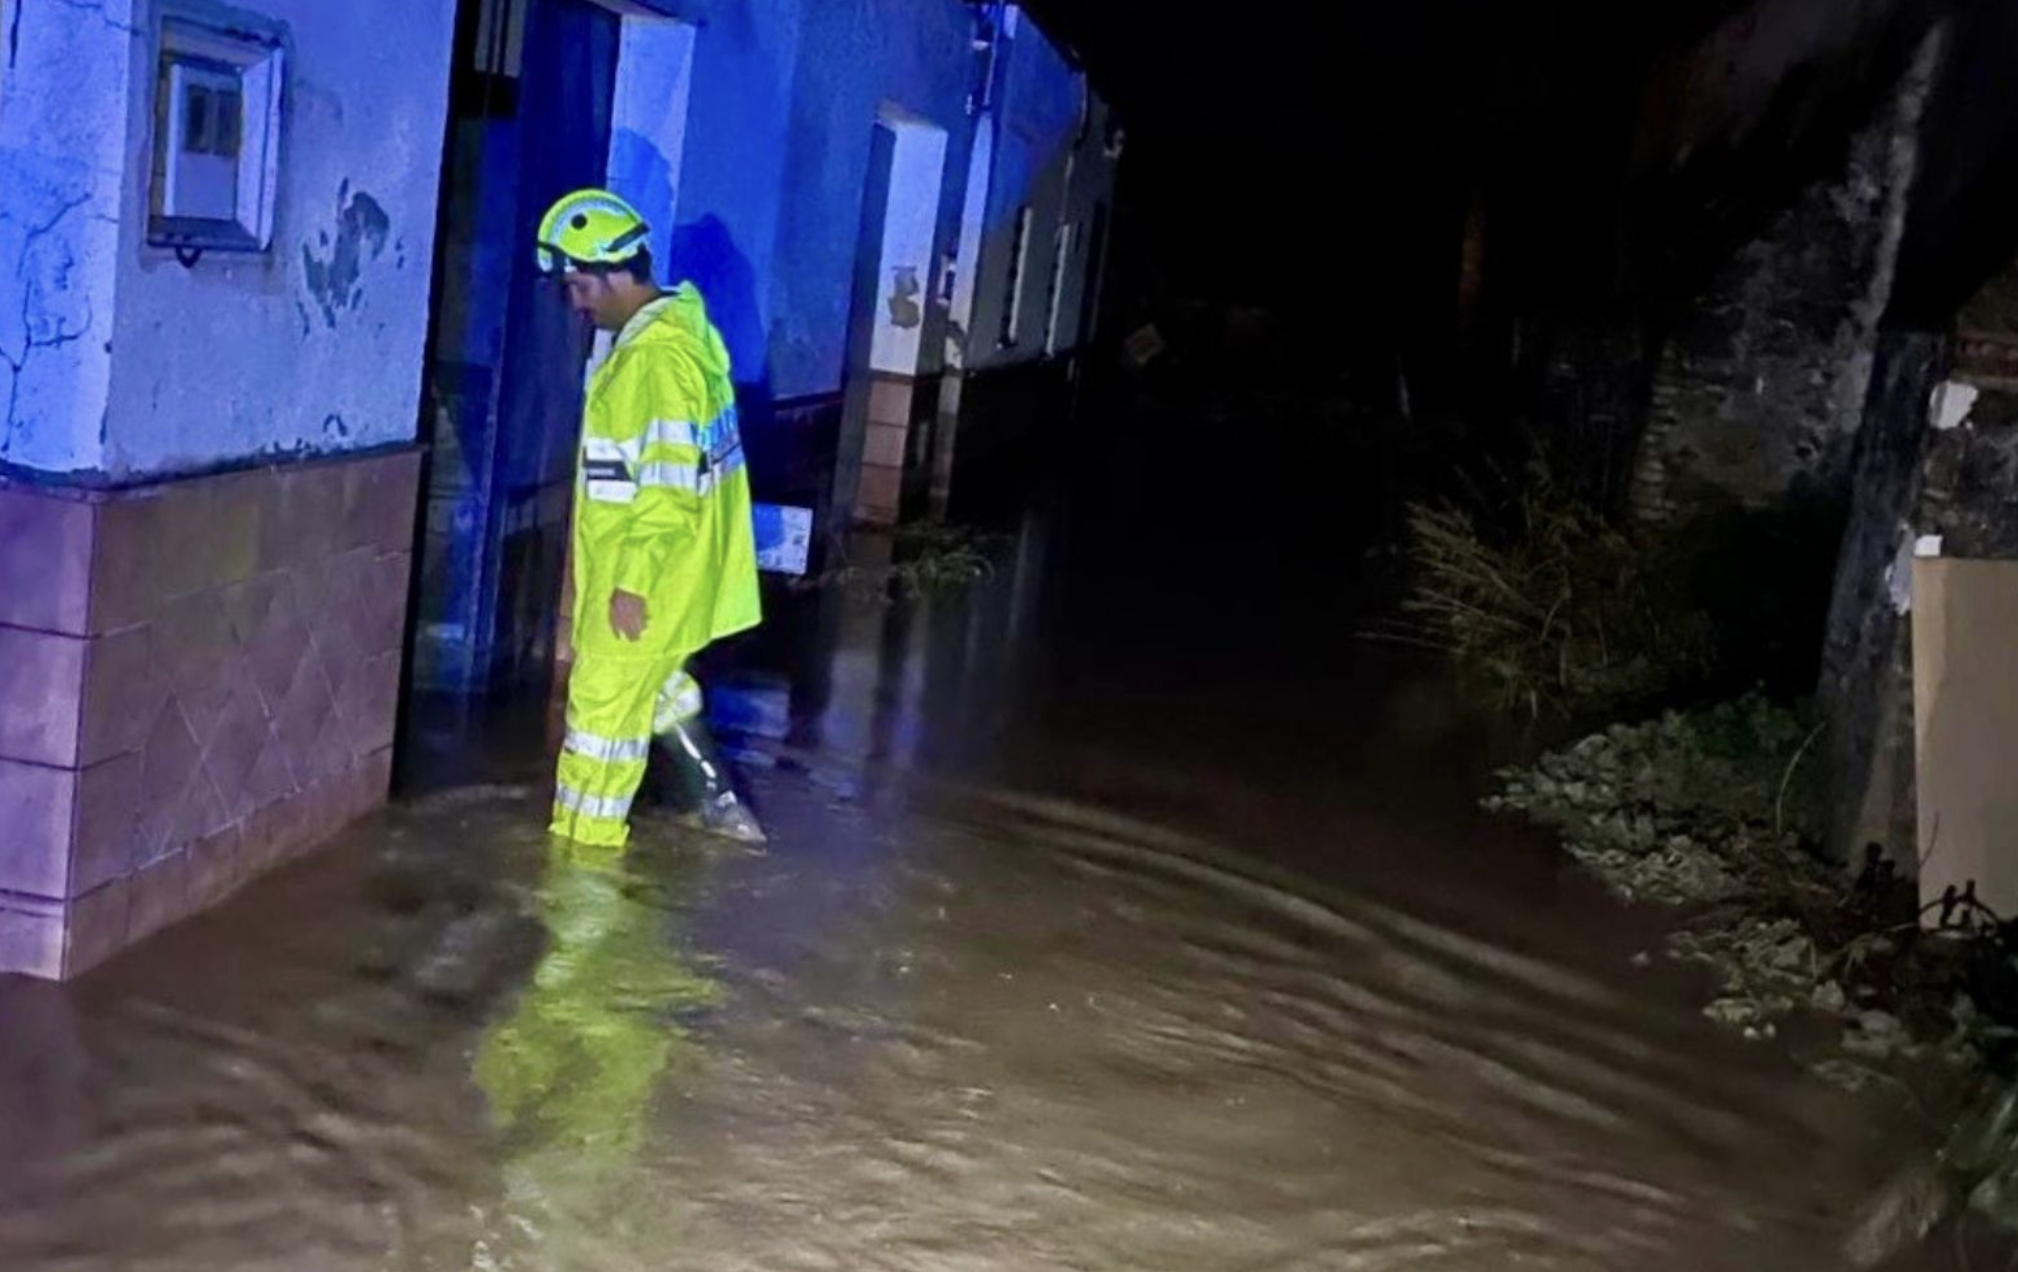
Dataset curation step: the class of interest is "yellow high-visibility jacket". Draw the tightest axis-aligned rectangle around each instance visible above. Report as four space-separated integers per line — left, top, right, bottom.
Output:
572 283 761 661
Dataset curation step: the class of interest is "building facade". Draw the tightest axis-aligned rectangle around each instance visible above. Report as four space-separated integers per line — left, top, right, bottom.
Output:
0 0 457 979
414 0 1119 693
0 0 1117 978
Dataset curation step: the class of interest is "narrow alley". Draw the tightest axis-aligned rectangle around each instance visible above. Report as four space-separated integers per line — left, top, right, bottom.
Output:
0 414 1958 1269
11 0 2018 1267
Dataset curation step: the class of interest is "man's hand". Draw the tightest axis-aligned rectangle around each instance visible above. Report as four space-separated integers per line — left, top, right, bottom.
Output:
610 590 649 642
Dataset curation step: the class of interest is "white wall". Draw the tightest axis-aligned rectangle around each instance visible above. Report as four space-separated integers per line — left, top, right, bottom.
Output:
101 0 459 479
868 115 949 376
944 113 996 372
0 0 137 474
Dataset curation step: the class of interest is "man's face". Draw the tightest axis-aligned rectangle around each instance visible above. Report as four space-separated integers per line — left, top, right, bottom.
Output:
562 271 624 332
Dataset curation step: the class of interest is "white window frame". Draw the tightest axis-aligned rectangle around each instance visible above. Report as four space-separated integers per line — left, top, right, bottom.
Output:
148 8 286 254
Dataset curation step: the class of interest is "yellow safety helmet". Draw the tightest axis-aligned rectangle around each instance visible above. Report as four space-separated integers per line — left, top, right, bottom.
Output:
535 188 652 276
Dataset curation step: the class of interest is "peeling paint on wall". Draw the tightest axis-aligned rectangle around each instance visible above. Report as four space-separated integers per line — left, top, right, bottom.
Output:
886 265 922 328
40 0 458 480
301 180 391 330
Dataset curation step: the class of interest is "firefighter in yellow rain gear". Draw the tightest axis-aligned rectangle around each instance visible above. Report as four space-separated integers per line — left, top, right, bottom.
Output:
536 189 764 847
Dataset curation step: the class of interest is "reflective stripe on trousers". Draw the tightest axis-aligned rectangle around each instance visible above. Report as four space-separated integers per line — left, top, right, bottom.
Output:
550 655 707 847
653 670 704 734
554 783 636 822
563 728 652 764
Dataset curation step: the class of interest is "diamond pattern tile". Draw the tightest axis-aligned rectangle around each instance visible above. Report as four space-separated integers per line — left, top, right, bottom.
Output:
90 493 167 635
78 623 161 767
187 827 242 913
127 849 191 944
168 762 228 851
365 552 413 654
239 576 311 716
136 703 202 860
203 683 270 825
244 736 298 812
62 877 130 979
72 753 140 898
0 451 420 978
151 594 240 745
273 649 336 790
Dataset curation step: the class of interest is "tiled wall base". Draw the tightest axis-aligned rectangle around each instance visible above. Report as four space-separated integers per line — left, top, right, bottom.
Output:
0 754 391 979
854 372 918 527
0 450 419 980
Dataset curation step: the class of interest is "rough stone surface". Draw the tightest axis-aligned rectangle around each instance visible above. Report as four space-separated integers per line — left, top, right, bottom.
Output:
1632 38 1939 525
1919 342 2018 557
1819 219 2018 868
1818 331 1946 865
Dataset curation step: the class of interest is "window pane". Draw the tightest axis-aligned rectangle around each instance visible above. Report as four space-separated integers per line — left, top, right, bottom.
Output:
183 85 212 154
214 90 242 157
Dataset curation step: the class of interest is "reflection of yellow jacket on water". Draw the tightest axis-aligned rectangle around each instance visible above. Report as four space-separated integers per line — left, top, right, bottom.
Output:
474 845 721 1214
552 285 762 847
573 283 761 663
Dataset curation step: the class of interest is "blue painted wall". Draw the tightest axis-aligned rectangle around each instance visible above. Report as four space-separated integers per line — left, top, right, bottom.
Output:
967 11 1118 369
759 0 973 399
661 0 1107 401
659 0 807 393
0 0 1108 485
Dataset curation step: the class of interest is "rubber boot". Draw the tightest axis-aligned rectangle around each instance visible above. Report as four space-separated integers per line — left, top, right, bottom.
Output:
655 718 767 845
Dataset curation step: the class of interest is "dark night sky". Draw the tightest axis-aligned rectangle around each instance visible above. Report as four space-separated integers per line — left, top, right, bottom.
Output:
1015 0 2018 360
1019 0 1734 142
1014 1 1757 340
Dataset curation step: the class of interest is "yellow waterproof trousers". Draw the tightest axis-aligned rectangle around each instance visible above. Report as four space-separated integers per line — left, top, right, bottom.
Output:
549 654 706 847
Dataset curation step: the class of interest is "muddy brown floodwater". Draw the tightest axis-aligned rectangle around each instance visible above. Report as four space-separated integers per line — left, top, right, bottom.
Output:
0 469 1969 1272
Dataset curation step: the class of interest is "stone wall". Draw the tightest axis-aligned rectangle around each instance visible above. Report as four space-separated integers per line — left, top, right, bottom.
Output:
1818 269 2018 866
1631 36 1939 525
1817 331 1946 863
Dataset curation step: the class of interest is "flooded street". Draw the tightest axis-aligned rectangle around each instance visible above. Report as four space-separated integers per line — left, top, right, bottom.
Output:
0 432 1959 1272
8 0 2018 1259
